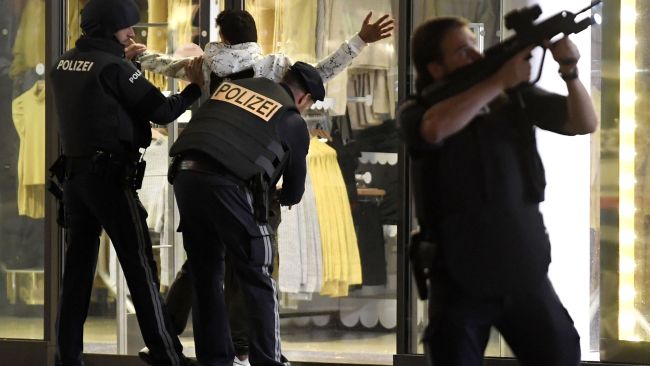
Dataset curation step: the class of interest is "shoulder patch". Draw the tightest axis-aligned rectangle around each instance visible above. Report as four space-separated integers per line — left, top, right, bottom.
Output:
128 69 143 84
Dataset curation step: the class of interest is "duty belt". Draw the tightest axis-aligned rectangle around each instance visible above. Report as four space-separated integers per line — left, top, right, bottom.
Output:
169 153 242 185
177 158 222 174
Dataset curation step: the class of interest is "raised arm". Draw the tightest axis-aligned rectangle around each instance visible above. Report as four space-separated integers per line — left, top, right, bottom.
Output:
315 12 394 83
547 37 598 135
137 51 192 80
420 47 533 144
124 39 193 80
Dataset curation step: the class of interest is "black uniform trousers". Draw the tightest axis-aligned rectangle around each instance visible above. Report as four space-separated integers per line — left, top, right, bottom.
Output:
173 169 286 366
56 159 185 366
165 199 283 356
426 276 580 366
165 256 250 357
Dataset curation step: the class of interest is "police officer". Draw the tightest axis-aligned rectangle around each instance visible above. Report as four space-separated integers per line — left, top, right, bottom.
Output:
399 17 597 366
168 62 323 366
49 0 203 365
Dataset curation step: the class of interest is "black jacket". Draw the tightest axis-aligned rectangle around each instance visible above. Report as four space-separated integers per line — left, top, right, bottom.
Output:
51 36 201 157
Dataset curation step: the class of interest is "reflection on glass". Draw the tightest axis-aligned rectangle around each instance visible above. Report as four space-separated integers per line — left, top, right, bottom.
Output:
0 0 45 340
245 0 399 363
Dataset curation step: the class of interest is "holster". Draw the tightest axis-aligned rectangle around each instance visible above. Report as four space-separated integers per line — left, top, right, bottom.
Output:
131 159 146 190
47 155 67 227
250 173 270 223
409 232 439 300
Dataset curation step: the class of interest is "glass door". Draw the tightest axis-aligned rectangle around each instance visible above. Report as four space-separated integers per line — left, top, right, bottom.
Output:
0 0 47 341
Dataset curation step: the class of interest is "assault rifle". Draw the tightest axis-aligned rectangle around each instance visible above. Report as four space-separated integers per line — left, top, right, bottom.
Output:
419 0 602 107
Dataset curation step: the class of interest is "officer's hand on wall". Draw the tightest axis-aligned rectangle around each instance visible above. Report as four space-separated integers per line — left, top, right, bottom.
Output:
357 12 395 43
124 38 147 60
185 56 205 87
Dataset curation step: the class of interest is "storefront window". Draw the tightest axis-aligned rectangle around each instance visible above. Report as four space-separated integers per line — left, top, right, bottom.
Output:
244 0 399 363
0 0 46 340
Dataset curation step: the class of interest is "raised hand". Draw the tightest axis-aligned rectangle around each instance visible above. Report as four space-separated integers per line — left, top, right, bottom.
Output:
185 56 205 87
124 38 147 60
358 12 395 43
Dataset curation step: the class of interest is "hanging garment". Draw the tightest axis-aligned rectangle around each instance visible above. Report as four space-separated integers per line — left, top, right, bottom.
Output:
308 138 362 297
347 69 394 129
321 0 395 116
139 133 171 284
67 0 83 50
413 0 500 47
10 0 45 79
144 0 194 90
11 81 45 218
140 134 169 234
278 172 323 294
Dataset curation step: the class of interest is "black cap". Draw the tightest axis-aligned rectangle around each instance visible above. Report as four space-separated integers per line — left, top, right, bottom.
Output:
81 0 140 37
288 62 325 101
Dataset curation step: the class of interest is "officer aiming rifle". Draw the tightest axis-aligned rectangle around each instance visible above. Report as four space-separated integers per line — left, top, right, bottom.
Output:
410 0 602 301
420 0 602 107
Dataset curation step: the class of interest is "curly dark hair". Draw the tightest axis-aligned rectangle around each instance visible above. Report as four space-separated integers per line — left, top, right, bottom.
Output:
215 9 257 45
412 17 468 93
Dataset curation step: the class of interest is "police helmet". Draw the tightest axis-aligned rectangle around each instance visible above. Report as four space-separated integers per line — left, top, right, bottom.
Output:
81 0 140 38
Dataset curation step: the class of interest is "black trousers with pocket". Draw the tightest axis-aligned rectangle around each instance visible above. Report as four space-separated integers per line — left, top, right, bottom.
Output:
56 158 185 366
173 169 286 366
425 276 581 366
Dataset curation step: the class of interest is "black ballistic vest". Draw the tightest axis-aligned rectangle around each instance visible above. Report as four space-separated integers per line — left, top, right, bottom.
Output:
170 78 297 183
51 47 142 157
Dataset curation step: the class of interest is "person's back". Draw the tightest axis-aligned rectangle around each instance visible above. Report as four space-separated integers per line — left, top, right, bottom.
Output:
168 62 323 366
50 1 203 365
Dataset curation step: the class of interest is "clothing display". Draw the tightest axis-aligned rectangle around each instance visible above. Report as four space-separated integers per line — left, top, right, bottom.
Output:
277 138 362 297
320 0 395 116
352 202 387 286
140 134 169 235
347 69 393 128
139 134 171 284
412 0 500 47
67 0 86 50
274 0 318 64
144 0 194 90
9 0 44 79
309 138 362 297
11 81 45 219
277 172 323 294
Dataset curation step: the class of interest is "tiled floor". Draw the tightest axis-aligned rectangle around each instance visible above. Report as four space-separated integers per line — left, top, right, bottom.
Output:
0 315 396 365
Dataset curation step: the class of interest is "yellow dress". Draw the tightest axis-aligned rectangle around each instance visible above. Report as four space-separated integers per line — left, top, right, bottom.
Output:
146 0 194 90
308 139 361 296
12 82 46 218
10 0 45 78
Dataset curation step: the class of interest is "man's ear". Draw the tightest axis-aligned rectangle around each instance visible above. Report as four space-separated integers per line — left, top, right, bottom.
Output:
426 62 444 81
295 92 309 107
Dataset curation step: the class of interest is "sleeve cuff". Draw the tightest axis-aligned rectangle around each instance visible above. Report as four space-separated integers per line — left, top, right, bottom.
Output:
180 83 202 102
348 34 367 54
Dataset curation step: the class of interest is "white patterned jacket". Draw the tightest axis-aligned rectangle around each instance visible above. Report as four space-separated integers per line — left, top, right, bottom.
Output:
137 34 367 97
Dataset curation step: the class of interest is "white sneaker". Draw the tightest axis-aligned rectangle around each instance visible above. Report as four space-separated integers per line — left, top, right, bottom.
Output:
234 356 251 366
